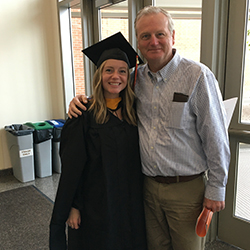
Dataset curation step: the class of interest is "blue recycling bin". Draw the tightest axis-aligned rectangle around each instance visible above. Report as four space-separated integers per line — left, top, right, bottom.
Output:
46 119 65 173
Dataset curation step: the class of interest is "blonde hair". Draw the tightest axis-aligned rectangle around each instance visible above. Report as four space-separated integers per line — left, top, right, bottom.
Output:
134 6 175 36
88 61 137 126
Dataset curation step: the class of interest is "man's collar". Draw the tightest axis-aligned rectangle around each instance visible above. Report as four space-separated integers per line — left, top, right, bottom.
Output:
146 49 179 83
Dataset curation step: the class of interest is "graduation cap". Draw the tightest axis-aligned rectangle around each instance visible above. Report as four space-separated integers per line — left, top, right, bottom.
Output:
82 32 143 69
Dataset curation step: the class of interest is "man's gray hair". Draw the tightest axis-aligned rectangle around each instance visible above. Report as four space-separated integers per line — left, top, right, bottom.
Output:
134 6 175 36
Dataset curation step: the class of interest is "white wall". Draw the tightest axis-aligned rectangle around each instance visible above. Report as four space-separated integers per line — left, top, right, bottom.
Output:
0 0 65 170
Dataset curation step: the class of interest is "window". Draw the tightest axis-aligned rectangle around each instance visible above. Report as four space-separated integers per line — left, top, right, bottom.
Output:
71 6 85 95
241 9 250 124
57 0 85 112
155 0 202 62
100 0 128 40
235 143 250 222
234 2 250 226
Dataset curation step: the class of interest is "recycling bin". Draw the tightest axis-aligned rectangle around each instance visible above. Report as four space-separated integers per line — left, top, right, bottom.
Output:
46 119 65 173
25 122 53 178
4 124 35 182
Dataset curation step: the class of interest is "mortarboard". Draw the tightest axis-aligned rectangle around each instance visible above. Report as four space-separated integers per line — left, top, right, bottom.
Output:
82 32 143 69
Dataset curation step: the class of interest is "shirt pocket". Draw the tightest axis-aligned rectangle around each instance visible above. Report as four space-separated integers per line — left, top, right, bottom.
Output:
167 102 190 129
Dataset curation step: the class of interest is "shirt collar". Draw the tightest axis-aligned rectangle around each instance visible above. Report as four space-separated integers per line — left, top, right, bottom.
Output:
147 49 181 83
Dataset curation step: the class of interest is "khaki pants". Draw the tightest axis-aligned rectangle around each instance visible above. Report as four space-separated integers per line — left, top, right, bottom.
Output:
144 175 206 250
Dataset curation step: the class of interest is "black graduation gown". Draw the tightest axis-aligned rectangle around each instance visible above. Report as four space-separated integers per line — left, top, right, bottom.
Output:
49 108 147 250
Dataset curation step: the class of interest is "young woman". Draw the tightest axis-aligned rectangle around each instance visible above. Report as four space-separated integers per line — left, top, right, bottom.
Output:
49 33 147 250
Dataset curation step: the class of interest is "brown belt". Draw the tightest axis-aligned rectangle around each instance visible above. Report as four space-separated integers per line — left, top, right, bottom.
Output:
151 172 203 184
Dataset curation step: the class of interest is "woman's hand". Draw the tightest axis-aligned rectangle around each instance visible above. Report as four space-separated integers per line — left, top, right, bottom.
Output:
67 207 81 229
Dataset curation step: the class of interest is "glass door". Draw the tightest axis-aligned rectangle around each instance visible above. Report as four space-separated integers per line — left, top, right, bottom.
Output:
218 0 250 249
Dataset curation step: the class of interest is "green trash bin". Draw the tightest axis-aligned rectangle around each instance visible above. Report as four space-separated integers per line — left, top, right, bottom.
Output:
25 122 53 178
4 124 35 183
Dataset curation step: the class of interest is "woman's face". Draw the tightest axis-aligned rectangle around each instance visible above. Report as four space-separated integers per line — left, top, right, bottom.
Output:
102 59 128 99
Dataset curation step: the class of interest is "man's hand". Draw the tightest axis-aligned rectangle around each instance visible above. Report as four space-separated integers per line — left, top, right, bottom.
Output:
203 197 225 212
68 94 88 118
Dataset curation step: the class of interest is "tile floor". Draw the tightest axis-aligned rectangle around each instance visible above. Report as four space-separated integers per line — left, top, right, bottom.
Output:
0 173 242 250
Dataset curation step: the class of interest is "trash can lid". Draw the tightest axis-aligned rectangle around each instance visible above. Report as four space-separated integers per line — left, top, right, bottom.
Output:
46 119 65 128
25 121 53 130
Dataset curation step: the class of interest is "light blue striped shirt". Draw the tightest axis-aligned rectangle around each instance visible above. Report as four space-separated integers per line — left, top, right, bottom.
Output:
135 49 230 201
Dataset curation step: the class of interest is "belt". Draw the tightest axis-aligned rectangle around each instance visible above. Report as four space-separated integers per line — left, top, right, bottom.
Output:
151 172 204 184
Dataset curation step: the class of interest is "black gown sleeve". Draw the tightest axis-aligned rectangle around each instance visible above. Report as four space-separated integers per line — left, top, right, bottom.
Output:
49 111 88 250
72 175 84 210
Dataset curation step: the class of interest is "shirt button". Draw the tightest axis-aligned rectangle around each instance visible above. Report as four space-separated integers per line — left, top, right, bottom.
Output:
154 165 157 168
151 146 154 149
154 106 156 109
153 127 156 129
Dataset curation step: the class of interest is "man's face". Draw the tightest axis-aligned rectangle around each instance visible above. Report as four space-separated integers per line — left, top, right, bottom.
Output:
136 12 175 72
